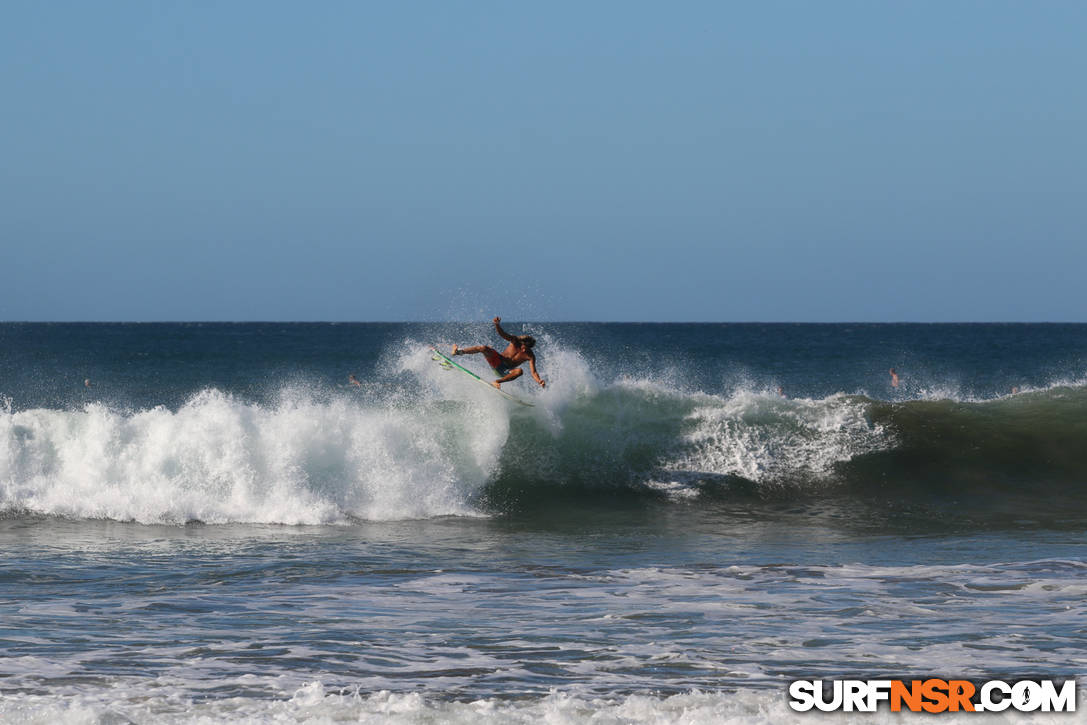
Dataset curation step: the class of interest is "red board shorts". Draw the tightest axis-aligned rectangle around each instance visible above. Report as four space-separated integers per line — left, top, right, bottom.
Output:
482 347 513 376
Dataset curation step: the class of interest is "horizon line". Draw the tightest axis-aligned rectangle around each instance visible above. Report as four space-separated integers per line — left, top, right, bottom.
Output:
2 320 1085 325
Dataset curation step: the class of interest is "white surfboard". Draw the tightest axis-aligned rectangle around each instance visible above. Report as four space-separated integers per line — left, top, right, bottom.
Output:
429 347 535 407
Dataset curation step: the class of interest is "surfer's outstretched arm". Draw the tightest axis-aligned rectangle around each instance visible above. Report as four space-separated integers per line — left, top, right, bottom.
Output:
529 355 546 388
493 316 516 343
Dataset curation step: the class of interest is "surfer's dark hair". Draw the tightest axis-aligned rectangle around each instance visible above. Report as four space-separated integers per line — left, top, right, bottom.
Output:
520 336 536 348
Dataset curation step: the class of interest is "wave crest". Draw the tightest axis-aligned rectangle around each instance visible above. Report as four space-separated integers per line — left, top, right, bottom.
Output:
5 372 1087 524
0 389 490 524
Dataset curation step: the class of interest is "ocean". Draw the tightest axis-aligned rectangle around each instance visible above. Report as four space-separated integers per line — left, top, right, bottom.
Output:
1 322 1085 723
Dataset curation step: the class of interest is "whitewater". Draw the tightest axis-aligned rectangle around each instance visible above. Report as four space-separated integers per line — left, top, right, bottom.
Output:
1 323 1086 723
0 376 891 525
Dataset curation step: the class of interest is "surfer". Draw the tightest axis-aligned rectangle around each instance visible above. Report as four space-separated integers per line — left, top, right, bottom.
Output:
889 368 899 388
348 374 361 387
452 317 546 389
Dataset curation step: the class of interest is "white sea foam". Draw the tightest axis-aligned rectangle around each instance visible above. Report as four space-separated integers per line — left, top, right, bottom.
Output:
659 390 888 487
0 387 498 524
2 551 1084 721
3 683 1083 724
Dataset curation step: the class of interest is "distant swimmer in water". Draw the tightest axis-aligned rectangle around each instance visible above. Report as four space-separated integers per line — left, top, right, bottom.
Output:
348 374 361 387
777 386 786 398
84 378 92 388
452 316 546 390
889 368 899 388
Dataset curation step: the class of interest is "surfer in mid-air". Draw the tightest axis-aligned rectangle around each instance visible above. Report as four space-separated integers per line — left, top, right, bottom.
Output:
452 317 546 390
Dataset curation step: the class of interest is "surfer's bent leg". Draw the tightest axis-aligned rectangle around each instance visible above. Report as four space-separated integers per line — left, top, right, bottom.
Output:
452 345 487 356
493 368 523 389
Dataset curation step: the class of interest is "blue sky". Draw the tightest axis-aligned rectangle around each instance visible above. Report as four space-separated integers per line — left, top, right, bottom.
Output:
2 1 1085 321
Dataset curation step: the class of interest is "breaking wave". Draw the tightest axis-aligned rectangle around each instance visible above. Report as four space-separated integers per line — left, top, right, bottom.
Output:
2 341 1085 525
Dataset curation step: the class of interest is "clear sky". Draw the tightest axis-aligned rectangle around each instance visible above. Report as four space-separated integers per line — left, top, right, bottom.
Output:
2 1 1085 321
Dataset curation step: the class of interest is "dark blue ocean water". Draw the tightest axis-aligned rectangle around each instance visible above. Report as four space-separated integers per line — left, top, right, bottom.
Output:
2 323 1086 722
